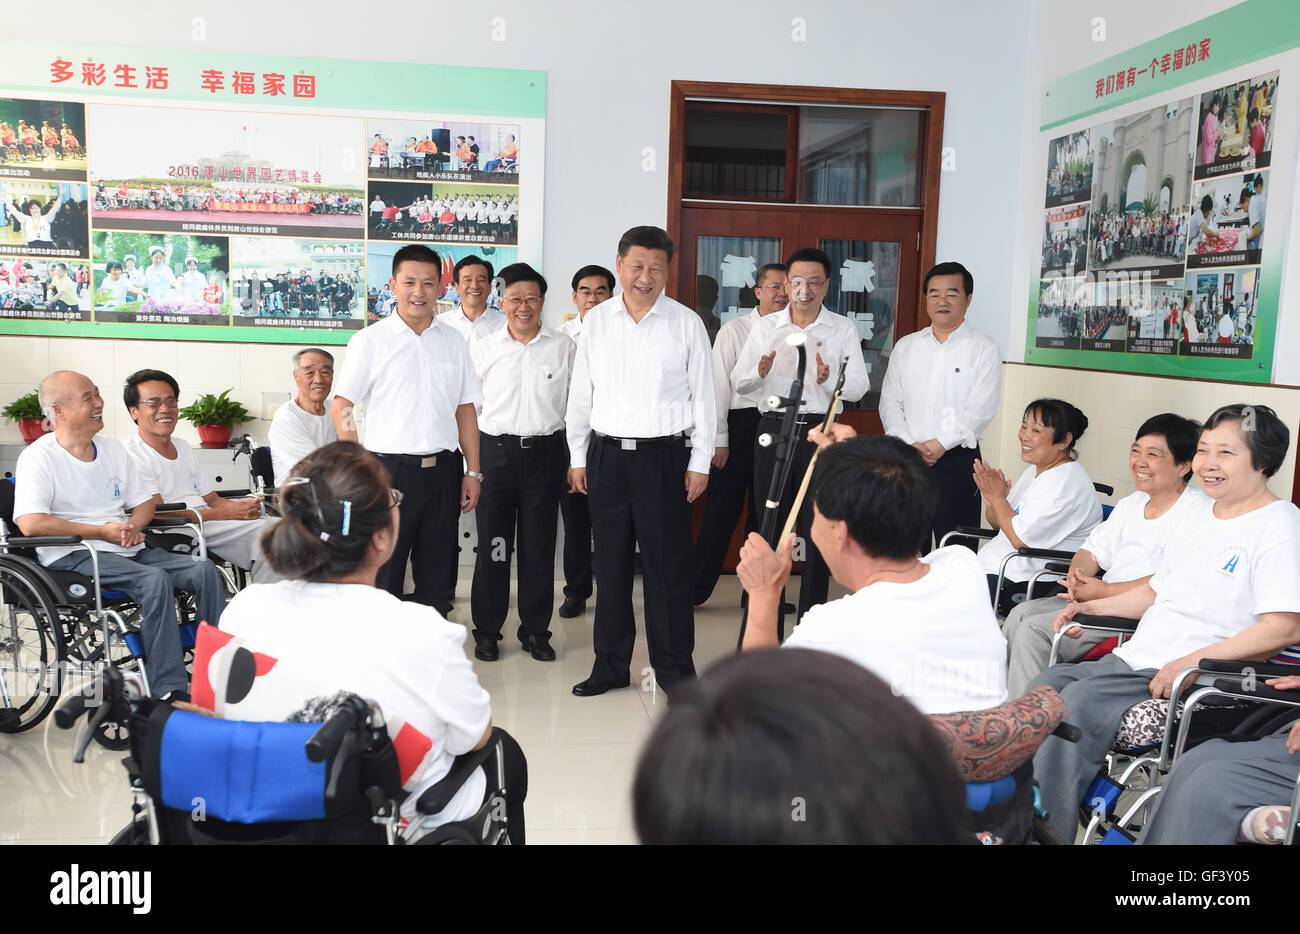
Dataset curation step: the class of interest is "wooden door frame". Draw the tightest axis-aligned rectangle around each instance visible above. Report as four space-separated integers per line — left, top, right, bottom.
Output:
667 80 946 301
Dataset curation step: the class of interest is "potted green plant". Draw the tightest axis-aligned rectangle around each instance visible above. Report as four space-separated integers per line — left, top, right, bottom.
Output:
2 390 52 444
178 389 255 449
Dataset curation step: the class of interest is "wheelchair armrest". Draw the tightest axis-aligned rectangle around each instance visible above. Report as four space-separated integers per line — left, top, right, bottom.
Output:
155 502 193 513
148 516 198 529
1071 613 1139 633
215 489 252 498
1198 658 1300 680
1044 562 1071 574
1014 546 1076 562
952 525 994 539
415 732 501 816
4 534 83 547
1210 679 1300 704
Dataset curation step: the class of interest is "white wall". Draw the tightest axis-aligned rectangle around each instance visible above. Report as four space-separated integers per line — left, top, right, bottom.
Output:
0 0 1033 446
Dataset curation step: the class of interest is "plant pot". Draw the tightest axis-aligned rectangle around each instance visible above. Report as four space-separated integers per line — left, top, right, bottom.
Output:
17 417 52 444
196 424 232 449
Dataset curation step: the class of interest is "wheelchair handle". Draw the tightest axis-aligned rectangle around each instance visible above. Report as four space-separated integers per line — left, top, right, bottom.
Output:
305 702 361 763
54 692 91 730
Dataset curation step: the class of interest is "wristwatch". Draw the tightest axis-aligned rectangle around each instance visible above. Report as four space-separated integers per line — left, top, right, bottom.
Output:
465 468 485 482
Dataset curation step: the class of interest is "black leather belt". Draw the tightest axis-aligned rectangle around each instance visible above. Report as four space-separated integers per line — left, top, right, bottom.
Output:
488 431 564 449
597 431 686 450
375 451 450 467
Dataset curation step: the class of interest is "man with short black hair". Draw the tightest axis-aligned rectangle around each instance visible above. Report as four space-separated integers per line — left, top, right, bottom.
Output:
692 262 787 606
557 264 615 618
731 247 870 621
268 348 339 483
440 255 504 345
737 434 1007 714
122 368 281 584
880 261 1002 551
566 226 715 695
469 263 575 661
331 244 483 614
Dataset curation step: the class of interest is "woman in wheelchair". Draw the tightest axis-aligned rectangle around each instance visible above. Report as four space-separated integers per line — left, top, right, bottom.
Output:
972 398 1103 615
1031 404 1300 844
1004 413 1205 696
218 441 528 843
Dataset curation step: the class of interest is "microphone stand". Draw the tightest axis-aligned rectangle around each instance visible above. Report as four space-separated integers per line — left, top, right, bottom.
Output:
735 336 807 651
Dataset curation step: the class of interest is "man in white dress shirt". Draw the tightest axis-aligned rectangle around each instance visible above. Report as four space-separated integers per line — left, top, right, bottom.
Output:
469 263 576 663
692 262 787 606
121 369 281 584
439 255 505 345
331 245 483 615
731 247 870 622
267 348 339 484
880 262 1002 552
566 226 715 696
556 264 614 619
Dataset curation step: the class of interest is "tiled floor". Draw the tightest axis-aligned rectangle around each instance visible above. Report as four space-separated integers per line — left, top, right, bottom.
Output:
2 574 830 845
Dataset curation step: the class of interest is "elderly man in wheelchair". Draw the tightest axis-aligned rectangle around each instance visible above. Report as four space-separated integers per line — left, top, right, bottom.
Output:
1029 403 1300 844
120 368 281 590
7 371 226 703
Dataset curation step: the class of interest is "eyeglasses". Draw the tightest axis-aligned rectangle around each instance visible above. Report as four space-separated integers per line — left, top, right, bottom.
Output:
502 296 543 309
757 283 786 292
141 396 178 409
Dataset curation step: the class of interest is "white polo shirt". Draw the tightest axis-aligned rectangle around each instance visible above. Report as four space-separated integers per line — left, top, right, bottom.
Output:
439 306 506 346
13 433 155 564
879 321 1002 450
124 435 211 509
471 325 575 437
784 546 1008 714
731 305 870 415
1114 497 1300 671
978 460 1103 581
1081 486 1207 583
334 312 481 455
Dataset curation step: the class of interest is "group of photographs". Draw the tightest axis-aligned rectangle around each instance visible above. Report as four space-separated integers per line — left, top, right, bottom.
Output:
0 95 522 332
1036 71 1276 360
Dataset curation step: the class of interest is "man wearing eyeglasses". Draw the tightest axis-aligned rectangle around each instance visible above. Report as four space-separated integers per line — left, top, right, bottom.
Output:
879 262 1001 552
469 263 575 662
692 262 786 606
731 248 870 622
556 264 614 619
122 369 282 584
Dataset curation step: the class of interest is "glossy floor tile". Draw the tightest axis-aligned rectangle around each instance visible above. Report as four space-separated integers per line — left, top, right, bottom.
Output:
1 574 792 846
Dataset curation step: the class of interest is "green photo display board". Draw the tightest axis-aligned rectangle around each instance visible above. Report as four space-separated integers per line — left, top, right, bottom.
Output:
0 41 544 344
1028 0 1293 383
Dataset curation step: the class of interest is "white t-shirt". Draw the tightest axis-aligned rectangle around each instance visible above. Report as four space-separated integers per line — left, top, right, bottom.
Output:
1082 486 1208 583
124 435 212 510
268 398 339 483
783 546 1008 714
220 581 493 836
1114 498 1300 672
13 433 155 564
978 460 1102 582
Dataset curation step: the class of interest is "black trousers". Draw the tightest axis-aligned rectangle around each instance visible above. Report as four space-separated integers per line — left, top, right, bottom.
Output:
692 406 759 605
374 452 459 615
559 485 593 601
929 445 981 553
586 434 696 688
753 414 829 620
471 432 565 641
447 449 463 605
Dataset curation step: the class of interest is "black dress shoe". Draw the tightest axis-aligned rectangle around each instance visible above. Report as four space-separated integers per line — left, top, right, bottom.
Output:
572 674 630 697
473 634 500 661
558 596 587 618
520 634 556 661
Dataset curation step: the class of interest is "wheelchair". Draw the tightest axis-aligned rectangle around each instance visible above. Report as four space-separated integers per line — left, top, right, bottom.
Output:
0 480 215 745
1038 612 1300 844
940 482 1114 617
56 662 512 845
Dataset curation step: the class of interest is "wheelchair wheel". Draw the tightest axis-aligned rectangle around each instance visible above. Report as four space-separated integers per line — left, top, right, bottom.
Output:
0 564 65 733
109 818 149 845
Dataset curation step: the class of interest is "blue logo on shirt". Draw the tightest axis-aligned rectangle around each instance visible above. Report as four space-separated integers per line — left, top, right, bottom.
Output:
1215 546 1247 579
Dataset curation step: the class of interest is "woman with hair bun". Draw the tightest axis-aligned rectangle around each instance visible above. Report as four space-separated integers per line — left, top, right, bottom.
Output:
219 441 528 843
972 398 1103 614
